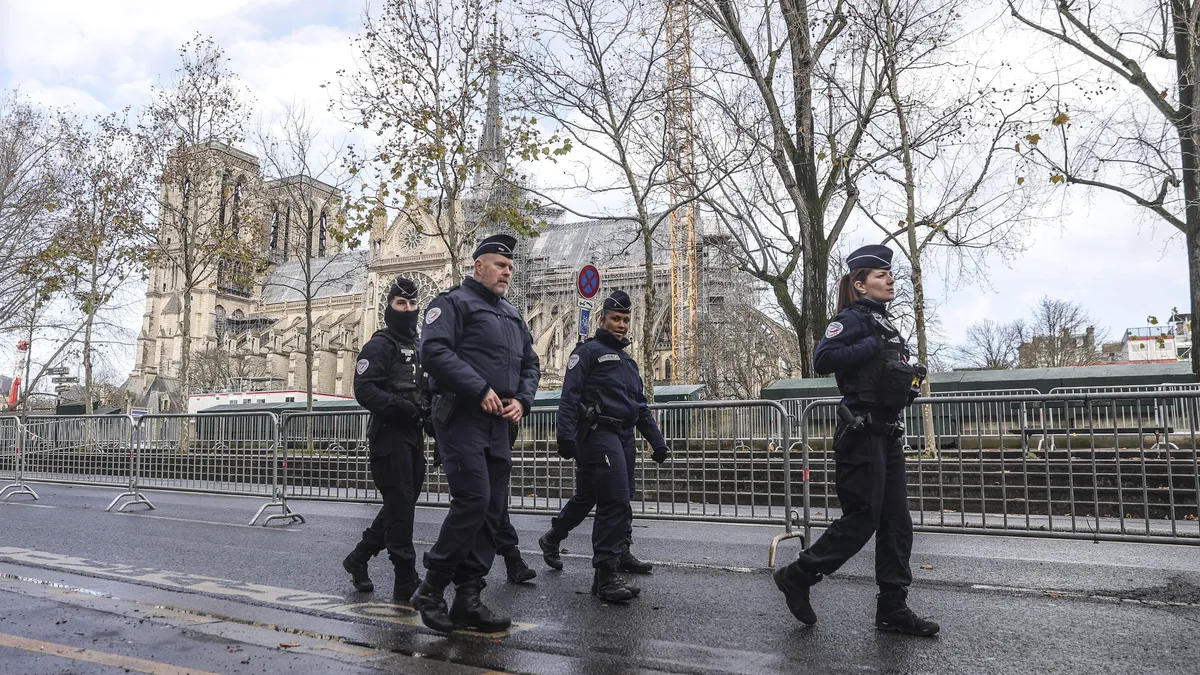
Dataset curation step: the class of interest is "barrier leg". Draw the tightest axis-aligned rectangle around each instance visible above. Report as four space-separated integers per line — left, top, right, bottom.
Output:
105 448 154 512
1 451 39 502
249 486 305 526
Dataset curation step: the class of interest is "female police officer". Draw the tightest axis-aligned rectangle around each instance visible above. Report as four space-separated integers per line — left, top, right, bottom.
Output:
773 245 938 637
342 277 427 605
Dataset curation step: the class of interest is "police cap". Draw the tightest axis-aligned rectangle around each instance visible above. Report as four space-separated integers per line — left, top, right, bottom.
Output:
603 290 632 313
473 234 517 260
387 276 419 300
847 244 893 271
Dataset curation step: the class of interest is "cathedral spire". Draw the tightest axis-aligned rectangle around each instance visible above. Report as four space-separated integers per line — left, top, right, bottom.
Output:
477 11 504 184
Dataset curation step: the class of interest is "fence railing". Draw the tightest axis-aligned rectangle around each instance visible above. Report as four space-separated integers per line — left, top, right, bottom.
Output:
800 390 1200 545
3 389 1199 555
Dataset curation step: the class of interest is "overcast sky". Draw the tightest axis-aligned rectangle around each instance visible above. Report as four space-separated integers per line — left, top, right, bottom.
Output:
0 0 1190 379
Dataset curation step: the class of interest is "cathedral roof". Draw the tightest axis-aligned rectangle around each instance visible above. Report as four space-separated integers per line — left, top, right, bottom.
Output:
524 214 724 272
260 250 369 305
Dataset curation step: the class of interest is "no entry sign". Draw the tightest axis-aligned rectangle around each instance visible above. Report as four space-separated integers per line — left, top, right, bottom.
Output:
576 264 601 299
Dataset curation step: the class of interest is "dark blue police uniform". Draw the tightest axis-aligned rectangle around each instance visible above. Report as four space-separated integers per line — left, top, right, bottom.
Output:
410 234 540 633
773 244 938 637
343 277 426 603
546 291 669 602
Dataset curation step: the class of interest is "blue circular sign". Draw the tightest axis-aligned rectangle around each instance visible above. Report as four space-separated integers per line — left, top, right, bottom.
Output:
577 264 601 299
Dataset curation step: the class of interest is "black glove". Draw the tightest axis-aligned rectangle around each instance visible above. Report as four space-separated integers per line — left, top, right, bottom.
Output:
652 446 670 464
393 397 418 421
422 417 435 438
556 438 576 460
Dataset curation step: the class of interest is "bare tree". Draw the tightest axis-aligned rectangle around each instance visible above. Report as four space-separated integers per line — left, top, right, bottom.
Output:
338 0 567 284
0 92 69 333
690 0 889 374
954 318 1023 370
696 292 803 398
39 111 150 415
1006 0 1200 374
190 346 272 394
254 104 357 411
136 35 261 410
1017 296 1107 367
512 0 724 392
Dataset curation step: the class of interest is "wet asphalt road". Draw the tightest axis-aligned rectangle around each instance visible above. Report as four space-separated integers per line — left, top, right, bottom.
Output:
1 482 1199 674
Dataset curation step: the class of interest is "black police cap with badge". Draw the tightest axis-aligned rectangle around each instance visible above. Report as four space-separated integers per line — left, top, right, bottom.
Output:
473 233 517 260
846 244 893 271
603 290 632 313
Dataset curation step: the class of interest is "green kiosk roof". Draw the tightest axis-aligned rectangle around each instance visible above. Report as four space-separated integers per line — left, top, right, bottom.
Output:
760 362 1195 399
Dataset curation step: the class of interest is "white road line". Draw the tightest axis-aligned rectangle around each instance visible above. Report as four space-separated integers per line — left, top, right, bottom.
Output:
0 502 55 509
113 512 297 531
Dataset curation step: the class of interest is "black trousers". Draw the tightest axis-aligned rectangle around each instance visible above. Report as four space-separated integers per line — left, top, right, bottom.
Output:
549 428 636 555
359 426 425 572
423 408 512 582
794 423 913 591
494 504 522 556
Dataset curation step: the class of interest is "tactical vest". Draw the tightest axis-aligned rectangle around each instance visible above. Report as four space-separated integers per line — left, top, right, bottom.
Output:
375 329 427 410
841 306 915 413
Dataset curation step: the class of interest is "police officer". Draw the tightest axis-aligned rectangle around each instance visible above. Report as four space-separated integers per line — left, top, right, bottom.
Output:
410 234 540 633
548 290 670 603
773 245 938 636
342 276 427 605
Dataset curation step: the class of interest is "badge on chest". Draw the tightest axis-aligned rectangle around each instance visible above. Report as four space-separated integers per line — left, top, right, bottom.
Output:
598 354 620 363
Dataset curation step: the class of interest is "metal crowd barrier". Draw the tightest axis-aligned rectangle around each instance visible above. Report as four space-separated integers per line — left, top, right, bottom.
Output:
798 390 1200 546
0 416 38 501
135 412 302 525
276 401 799 562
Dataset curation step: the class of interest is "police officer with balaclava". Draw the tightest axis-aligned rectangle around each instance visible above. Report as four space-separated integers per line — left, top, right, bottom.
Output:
772 245 938 636
410 234 540 633
342 276 428 605
547 290 670 603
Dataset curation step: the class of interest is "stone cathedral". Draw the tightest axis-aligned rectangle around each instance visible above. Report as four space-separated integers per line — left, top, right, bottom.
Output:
125 141 797 412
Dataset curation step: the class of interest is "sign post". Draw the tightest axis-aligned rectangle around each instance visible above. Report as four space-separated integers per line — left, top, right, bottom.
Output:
576 264 601 341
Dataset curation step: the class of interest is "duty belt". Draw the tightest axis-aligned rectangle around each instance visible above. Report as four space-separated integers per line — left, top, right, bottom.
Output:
594 415 633 430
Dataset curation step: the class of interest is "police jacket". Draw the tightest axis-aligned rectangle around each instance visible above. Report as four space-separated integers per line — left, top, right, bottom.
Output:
419 277 540 411
354 328 426 423
557 329 667 449
814 298 915 415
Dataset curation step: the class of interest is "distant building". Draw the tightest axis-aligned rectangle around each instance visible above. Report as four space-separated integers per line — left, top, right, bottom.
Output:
1017 326 1096 369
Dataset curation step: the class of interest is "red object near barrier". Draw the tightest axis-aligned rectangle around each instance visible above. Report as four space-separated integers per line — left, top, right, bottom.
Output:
7 377 20 407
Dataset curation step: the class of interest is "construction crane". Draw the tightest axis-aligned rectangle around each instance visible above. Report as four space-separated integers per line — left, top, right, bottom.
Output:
666 0 699 384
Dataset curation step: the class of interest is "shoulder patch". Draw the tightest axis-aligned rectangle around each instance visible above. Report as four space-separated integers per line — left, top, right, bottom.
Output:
824 321 844 338
356 359 369 375
567 354 580 370
598 353 620 363
425 307 442 325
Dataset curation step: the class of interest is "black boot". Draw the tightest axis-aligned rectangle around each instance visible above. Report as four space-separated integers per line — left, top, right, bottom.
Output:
591 558 635 603
618 550 653 574
449 579 512 633
501 547 537 584
342 545 375 593
773 562 821 625
876 589 939 637
393 567 421 605
410 570 454 633
538 532 564 570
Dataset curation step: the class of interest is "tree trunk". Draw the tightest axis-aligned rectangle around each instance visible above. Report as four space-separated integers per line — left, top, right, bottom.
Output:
1171 0 1200 375
83 306 95 417
641 221 657 403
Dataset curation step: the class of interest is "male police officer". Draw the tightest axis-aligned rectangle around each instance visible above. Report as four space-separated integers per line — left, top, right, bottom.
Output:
343 276 427 604
411 234 540 633
548 290 670 603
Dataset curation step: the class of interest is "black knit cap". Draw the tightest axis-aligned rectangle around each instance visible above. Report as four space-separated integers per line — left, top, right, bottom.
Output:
387 276 419 301
603 290 632 313
473 234 517 260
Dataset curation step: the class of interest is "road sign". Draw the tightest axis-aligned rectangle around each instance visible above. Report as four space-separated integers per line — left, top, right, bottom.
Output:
576 264 601 300
52 377 78 384
54 385 70 394
578 305 591 337
47 367 69 376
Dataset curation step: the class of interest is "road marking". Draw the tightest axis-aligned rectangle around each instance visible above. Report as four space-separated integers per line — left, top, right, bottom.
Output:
113 512 297 531
0 632 221 675
0 501 55 509
0 546 535 637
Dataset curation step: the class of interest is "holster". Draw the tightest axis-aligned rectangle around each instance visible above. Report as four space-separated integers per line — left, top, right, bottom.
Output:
367 414 384 442
433 392 457 427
